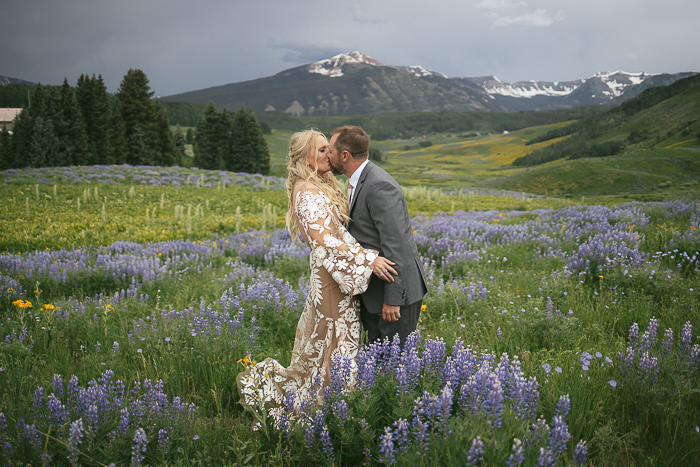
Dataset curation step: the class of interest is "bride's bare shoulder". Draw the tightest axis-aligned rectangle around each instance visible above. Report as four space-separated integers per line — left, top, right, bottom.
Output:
293 181 320 197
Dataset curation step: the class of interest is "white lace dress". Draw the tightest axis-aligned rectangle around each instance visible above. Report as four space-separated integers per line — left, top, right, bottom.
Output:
237 182 377 422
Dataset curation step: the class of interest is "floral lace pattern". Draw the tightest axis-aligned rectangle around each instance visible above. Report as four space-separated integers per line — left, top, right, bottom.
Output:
237 183 377 423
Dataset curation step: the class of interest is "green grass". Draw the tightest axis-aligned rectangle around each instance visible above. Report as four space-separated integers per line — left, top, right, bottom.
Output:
0 175 699 466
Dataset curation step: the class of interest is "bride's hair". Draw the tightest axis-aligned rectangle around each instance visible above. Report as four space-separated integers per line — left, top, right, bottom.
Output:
285 129 350 240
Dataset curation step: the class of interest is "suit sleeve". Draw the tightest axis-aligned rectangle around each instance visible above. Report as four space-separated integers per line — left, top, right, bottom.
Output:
365 179 411 306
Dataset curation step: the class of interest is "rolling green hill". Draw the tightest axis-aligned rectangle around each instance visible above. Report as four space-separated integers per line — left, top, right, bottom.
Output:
486 148 700 198
513 74 700 166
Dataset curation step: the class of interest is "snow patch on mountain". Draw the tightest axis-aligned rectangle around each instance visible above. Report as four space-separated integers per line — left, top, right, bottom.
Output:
308 51 384 78
477 71 661 99
397 65 447 78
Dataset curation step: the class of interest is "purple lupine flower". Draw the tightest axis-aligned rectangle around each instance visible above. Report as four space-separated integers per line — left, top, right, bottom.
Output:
618 347 635 374
67 418 84 467
47 394 69 427
528 418 550 446
506 438 524 467
392 419 411 453
690 345 700 371
548 415 571 458
628 322 640 344
131 427 148 467
52 374 64 400
545 297 553 319
332 400 348 424
554 394 571 421
113 341 120 353
638 351 659 382
117 408 130 435
497 327 503 340
466 436 484 466
537 447 555 467
33 386 44 417
157 428 170 455
0 415 10 457
680 322 693 356
573 440 588 466
279 390 295 436
661 328 674 356
319 425 334 462
330 355 352 395
412 417 429 454
379 426 396 465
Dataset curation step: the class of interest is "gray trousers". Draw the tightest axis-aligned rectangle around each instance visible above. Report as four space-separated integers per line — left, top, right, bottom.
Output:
359 296 422 348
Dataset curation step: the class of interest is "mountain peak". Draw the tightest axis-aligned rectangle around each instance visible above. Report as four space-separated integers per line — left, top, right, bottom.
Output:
308 51 384 77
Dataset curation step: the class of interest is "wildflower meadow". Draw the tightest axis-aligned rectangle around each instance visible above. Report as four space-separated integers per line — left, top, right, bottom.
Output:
0 165 699 466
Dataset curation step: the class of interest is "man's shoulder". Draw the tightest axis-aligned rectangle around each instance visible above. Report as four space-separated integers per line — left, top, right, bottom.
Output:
364 162 400 187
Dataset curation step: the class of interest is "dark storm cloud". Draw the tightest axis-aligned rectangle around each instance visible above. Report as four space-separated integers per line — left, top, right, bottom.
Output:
1 0 698 96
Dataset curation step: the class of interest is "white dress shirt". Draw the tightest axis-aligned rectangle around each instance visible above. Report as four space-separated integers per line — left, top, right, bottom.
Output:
347 159 370 207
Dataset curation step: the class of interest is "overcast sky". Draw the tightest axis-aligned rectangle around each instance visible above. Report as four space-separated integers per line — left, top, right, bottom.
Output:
2 0 698 96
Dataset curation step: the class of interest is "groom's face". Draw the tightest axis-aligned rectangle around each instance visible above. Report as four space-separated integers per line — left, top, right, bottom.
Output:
327 134 347 176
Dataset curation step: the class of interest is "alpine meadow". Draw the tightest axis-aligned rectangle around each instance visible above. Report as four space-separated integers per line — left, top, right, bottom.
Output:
0 62 699 467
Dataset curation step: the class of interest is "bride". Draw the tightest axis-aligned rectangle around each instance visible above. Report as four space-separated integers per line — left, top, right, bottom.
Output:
236 129 396 422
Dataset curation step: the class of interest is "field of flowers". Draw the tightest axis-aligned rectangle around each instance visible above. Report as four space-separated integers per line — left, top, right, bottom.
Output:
0 165 699 466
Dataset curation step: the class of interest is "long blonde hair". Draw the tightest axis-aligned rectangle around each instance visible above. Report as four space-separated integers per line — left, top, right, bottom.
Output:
285 129 350 240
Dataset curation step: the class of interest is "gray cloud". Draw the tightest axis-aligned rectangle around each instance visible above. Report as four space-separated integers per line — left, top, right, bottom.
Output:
0 0 698 95
492 8 565 28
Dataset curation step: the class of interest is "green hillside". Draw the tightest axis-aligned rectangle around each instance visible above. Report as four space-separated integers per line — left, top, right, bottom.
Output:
485 148 700 199
513 74 700 166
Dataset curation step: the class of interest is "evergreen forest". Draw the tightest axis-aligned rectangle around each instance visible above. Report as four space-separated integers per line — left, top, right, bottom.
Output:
0 70 271 175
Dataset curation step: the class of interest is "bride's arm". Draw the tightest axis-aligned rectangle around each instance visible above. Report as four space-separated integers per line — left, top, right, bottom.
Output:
295 184 386 295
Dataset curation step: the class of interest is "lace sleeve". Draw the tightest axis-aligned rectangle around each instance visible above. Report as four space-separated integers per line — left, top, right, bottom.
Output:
295 186 377 295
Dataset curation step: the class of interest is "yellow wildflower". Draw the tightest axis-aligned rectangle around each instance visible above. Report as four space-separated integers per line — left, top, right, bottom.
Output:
421 304 427 312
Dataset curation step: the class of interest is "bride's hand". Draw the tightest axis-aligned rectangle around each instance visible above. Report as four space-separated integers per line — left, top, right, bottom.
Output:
372 257 397 282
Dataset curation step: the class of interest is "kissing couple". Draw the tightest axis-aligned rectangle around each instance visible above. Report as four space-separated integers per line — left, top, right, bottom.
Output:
237 125 428 422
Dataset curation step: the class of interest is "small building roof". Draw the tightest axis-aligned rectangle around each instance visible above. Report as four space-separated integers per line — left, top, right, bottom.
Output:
0 108 22 122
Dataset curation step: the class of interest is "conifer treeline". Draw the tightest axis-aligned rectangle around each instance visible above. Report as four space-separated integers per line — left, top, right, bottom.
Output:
0 69 181 170
192 103 270 174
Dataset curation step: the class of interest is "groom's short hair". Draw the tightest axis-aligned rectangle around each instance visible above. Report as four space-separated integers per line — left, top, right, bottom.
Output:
331 125 369 161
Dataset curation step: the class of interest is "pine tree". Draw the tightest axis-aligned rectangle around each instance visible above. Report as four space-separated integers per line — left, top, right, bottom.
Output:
116 69 179 167
28 116 59 167
116 69 158 165
173 124 186 157
0 125 12 170
248 109 271 175
55 78 89 166
230 106 270 174
194 103 226 170
109 107 128 164
128 123 153 165
230 106 256 173
154 100 180 166
9 108 32 168
216 108 233 170
186 127 194 144
76 74 112 164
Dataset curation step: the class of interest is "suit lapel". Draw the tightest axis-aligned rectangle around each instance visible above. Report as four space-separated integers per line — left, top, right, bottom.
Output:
349 161 374 214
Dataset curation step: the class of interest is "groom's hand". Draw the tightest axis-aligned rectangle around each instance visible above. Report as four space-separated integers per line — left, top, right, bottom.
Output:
382 304 401 322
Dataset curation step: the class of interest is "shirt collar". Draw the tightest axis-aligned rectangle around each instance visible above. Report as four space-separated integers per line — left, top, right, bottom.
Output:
348 159 370 189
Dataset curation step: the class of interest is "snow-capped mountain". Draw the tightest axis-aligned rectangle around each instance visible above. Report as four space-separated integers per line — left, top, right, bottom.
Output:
162 51 696 116
308 51 385 77
308 52 448 79
470 71 660 100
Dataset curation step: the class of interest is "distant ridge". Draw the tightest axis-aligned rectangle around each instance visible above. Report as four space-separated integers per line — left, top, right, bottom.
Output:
0 75 36 86
161 52 696 116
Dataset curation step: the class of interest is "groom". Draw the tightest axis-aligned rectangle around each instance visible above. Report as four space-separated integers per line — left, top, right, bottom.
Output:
328 125 428 346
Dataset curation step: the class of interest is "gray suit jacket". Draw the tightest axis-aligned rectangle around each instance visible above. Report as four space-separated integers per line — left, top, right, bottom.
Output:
347 161 428 314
